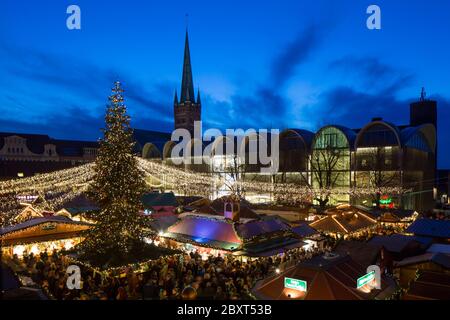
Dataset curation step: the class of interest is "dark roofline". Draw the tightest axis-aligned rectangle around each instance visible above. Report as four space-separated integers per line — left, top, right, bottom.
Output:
51 139 99 146
133 128 172 136
298 253 352 271
0 132 51 139
0 216 92 236
406 218 450 238
0 132 98 144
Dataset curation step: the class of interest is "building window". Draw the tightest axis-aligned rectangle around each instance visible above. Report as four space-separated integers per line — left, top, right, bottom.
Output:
323 133 338 147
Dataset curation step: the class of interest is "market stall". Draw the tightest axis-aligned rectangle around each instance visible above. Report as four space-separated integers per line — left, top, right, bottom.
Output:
1 216 92 256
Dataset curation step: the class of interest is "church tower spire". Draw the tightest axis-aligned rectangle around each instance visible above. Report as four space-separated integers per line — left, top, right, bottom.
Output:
180 30 196 103
173 90 178 104
173 28 201 134
196 88 201 105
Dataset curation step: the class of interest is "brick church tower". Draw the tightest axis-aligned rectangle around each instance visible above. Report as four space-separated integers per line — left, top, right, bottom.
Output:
174 30 201 135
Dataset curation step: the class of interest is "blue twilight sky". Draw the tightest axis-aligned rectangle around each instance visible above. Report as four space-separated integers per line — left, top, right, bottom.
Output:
1 0 450 167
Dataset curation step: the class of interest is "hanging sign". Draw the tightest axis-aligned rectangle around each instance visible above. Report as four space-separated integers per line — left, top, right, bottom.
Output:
284 277 307 292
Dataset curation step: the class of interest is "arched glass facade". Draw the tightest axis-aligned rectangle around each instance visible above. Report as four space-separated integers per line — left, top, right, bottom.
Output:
142 143 161 159
311 126 352 205
405 131 432 153
145 120 435 210
279 131 307 171
354 122 402 207
313 127 350 149
357 123 400 147
355 123 401 177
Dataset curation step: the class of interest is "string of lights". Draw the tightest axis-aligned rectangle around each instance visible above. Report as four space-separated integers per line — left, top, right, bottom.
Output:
0 156 410 222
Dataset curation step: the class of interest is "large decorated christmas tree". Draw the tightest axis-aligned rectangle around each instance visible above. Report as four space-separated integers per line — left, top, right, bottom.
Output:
80 81 147 265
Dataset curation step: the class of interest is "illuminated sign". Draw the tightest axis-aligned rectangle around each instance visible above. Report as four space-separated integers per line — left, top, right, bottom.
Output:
357 270 375 289
380 195 392 205
17 195 39 203
379 195 395 209
284 277 307 292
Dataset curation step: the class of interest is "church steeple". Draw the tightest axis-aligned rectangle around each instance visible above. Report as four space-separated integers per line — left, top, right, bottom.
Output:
173 28 201 134
196 88 201 105
180 30 195 103
173 90 178 105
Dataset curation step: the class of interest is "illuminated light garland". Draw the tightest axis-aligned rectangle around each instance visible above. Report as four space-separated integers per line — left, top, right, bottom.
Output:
309 215 328 227
137 158 214 197
0 162 410 208
0 163 94 195
330 215 349 233
1 152 411 228
357 211 378 224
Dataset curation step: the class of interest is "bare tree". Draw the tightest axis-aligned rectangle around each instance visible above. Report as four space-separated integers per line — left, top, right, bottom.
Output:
356 147 400 208
302 146 346 211
222 153 248 197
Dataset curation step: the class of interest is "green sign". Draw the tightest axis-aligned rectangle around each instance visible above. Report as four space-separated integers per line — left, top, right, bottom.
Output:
357 271 375 288
380 195 392 205
284 277 307 292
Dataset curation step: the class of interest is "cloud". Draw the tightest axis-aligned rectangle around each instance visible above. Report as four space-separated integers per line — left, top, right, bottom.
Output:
328 56 415 92
0 44 116 103
306 86 410 128
298 55 418 129
271 25 322 88
0 44 175 134
0 106 104 140
330 56 395 80
202 86 288 132
0 21 327 137
203 24 326 131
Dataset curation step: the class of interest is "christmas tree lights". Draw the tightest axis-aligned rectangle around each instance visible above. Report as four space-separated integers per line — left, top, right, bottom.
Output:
78 81 147 258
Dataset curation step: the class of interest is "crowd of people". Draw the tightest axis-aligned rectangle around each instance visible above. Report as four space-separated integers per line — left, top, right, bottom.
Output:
3 244 326 300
